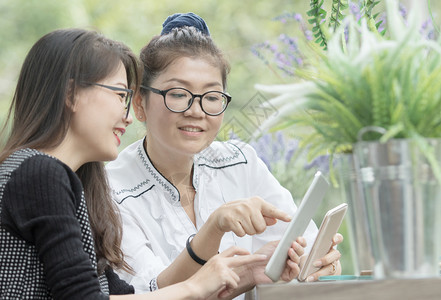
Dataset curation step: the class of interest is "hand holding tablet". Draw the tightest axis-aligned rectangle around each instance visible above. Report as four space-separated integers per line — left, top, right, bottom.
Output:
264 171 329 282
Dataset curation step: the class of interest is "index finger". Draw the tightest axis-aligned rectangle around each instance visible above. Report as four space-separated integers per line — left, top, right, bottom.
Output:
261 202 292 222
225 253 268 268
218 246 250 258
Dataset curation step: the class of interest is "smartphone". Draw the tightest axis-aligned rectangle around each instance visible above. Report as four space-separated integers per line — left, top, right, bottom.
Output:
298 203 348 282
264 171 329 282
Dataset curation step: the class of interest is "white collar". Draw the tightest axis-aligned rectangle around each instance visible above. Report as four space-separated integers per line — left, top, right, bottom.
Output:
108 139 247 205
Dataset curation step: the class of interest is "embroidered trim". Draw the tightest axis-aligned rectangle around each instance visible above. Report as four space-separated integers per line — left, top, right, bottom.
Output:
149 277 159 291
117 185 155 204
137 145 178 202
197 141 247 169
114 179 151 196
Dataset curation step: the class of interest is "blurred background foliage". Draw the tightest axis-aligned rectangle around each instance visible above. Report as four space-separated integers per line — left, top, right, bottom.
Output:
2 0 440 143
1 0 441 274
0 0 311 133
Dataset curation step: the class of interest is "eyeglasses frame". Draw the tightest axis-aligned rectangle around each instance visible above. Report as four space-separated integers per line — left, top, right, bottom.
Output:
86 82 134 119
140 85 231 116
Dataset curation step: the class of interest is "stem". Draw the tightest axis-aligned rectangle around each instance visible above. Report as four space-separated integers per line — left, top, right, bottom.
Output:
427 0 441 35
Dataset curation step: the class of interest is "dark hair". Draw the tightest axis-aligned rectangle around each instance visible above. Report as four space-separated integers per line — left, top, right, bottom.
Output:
139 20 230 93
0 28 140 274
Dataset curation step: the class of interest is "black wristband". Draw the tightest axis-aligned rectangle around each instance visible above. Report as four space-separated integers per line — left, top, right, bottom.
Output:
186 234 207 265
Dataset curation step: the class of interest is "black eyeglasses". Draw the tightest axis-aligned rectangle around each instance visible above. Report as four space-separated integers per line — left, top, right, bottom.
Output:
140 85 231 116
87 82 133 119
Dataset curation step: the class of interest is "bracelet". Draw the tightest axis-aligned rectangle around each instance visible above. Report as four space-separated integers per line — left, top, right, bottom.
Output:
186 234 207 265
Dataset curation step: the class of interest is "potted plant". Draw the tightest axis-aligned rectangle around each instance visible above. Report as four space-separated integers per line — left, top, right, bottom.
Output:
255 0 441 279
257 0 439 167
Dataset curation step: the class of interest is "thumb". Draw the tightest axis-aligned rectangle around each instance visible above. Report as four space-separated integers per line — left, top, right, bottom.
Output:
218 287 233 299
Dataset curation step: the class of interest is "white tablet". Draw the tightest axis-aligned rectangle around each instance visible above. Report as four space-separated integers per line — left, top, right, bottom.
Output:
264 171 329 282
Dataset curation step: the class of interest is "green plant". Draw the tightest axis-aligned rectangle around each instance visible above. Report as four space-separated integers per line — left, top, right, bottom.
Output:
256 0 441 182
250 1 387 80
307 0 383 49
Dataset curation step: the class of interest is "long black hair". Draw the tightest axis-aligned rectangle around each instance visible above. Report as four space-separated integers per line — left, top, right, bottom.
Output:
0 28 140 274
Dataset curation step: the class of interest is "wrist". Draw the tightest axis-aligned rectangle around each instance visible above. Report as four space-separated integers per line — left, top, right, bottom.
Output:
205 210 227 237
236 264 257 287
181 278 204 300
186 234 207 265
186 227 222 265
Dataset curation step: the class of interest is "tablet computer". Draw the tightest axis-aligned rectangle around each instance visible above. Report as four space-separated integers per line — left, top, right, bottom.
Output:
298 203 348 282
264 171 329 282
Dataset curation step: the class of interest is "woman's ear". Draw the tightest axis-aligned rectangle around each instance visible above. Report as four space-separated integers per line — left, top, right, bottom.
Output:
65 79 78 111
133 93 146 121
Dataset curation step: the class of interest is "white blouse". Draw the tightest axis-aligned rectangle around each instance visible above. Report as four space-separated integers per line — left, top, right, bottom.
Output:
106 138 318 294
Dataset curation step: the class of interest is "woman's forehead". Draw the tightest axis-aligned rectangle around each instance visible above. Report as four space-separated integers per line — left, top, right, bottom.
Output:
154 57 223 87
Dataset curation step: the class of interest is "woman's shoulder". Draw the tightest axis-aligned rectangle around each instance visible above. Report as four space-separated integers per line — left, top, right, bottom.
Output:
3 148 69 174
2 148 79 190
1 149 83 222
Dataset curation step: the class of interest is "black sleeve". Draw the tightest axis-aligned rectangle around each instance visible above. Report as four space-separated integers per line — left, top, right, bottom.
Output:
2 156 108 300
105 268 135 295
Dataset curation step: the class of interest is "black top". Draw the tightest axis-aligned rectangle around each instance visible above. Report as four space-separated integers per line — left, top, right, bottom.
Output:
0 149 134 299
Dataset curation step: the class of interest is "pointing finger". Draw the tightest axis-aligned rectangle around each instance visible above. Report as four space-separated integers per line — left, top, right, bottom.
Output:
218 246 250 258
260 202 292 222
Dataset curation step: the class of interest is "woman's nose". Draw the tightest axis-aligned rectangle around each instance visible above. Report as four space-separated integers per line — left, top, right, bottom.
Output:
124 110 134 125
183 96 205 118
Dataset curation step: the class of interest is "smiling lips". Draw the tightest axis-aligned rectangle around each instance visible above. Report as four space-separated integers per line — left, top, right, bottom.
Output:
179 126 203 132
113 128 125 145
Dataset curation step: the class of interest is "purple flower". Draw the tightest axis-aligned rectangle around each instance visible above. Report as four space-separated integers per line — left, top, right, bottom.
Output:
305 30 313 41
304 155 331 173
253 2 437 80
229 131 241 140
399 3 407 19
349 2 361 21
270 44 278 52
250 44 270 65
294 13 303 22
420 19 436 40
285 139 299 163
246 132 302 171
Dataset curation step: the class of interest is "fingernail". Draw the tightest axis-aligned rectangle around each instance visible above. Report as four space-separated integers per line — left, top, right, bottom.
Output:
306 276 314 282
313 260 322 267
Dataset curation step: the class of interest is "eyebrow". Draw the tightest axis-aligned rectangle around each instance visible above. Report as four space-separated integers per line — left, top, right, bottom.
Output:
109 81 128 89
163 78 222 89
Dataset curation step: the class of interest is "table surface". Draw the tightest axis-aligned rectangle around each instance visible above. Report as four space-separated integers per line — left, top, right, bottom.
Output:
256 277 441 300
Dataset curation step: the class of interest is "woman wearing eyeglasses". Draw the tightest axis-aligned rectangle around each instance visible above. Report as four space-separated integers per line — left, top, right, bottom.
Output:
106 12 343 298
0 28 275 300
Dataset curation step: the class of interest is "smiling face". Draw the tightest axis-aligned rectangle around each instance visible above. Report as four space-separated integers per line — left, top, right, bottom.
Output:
136 56 225 160
69 61 133 163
